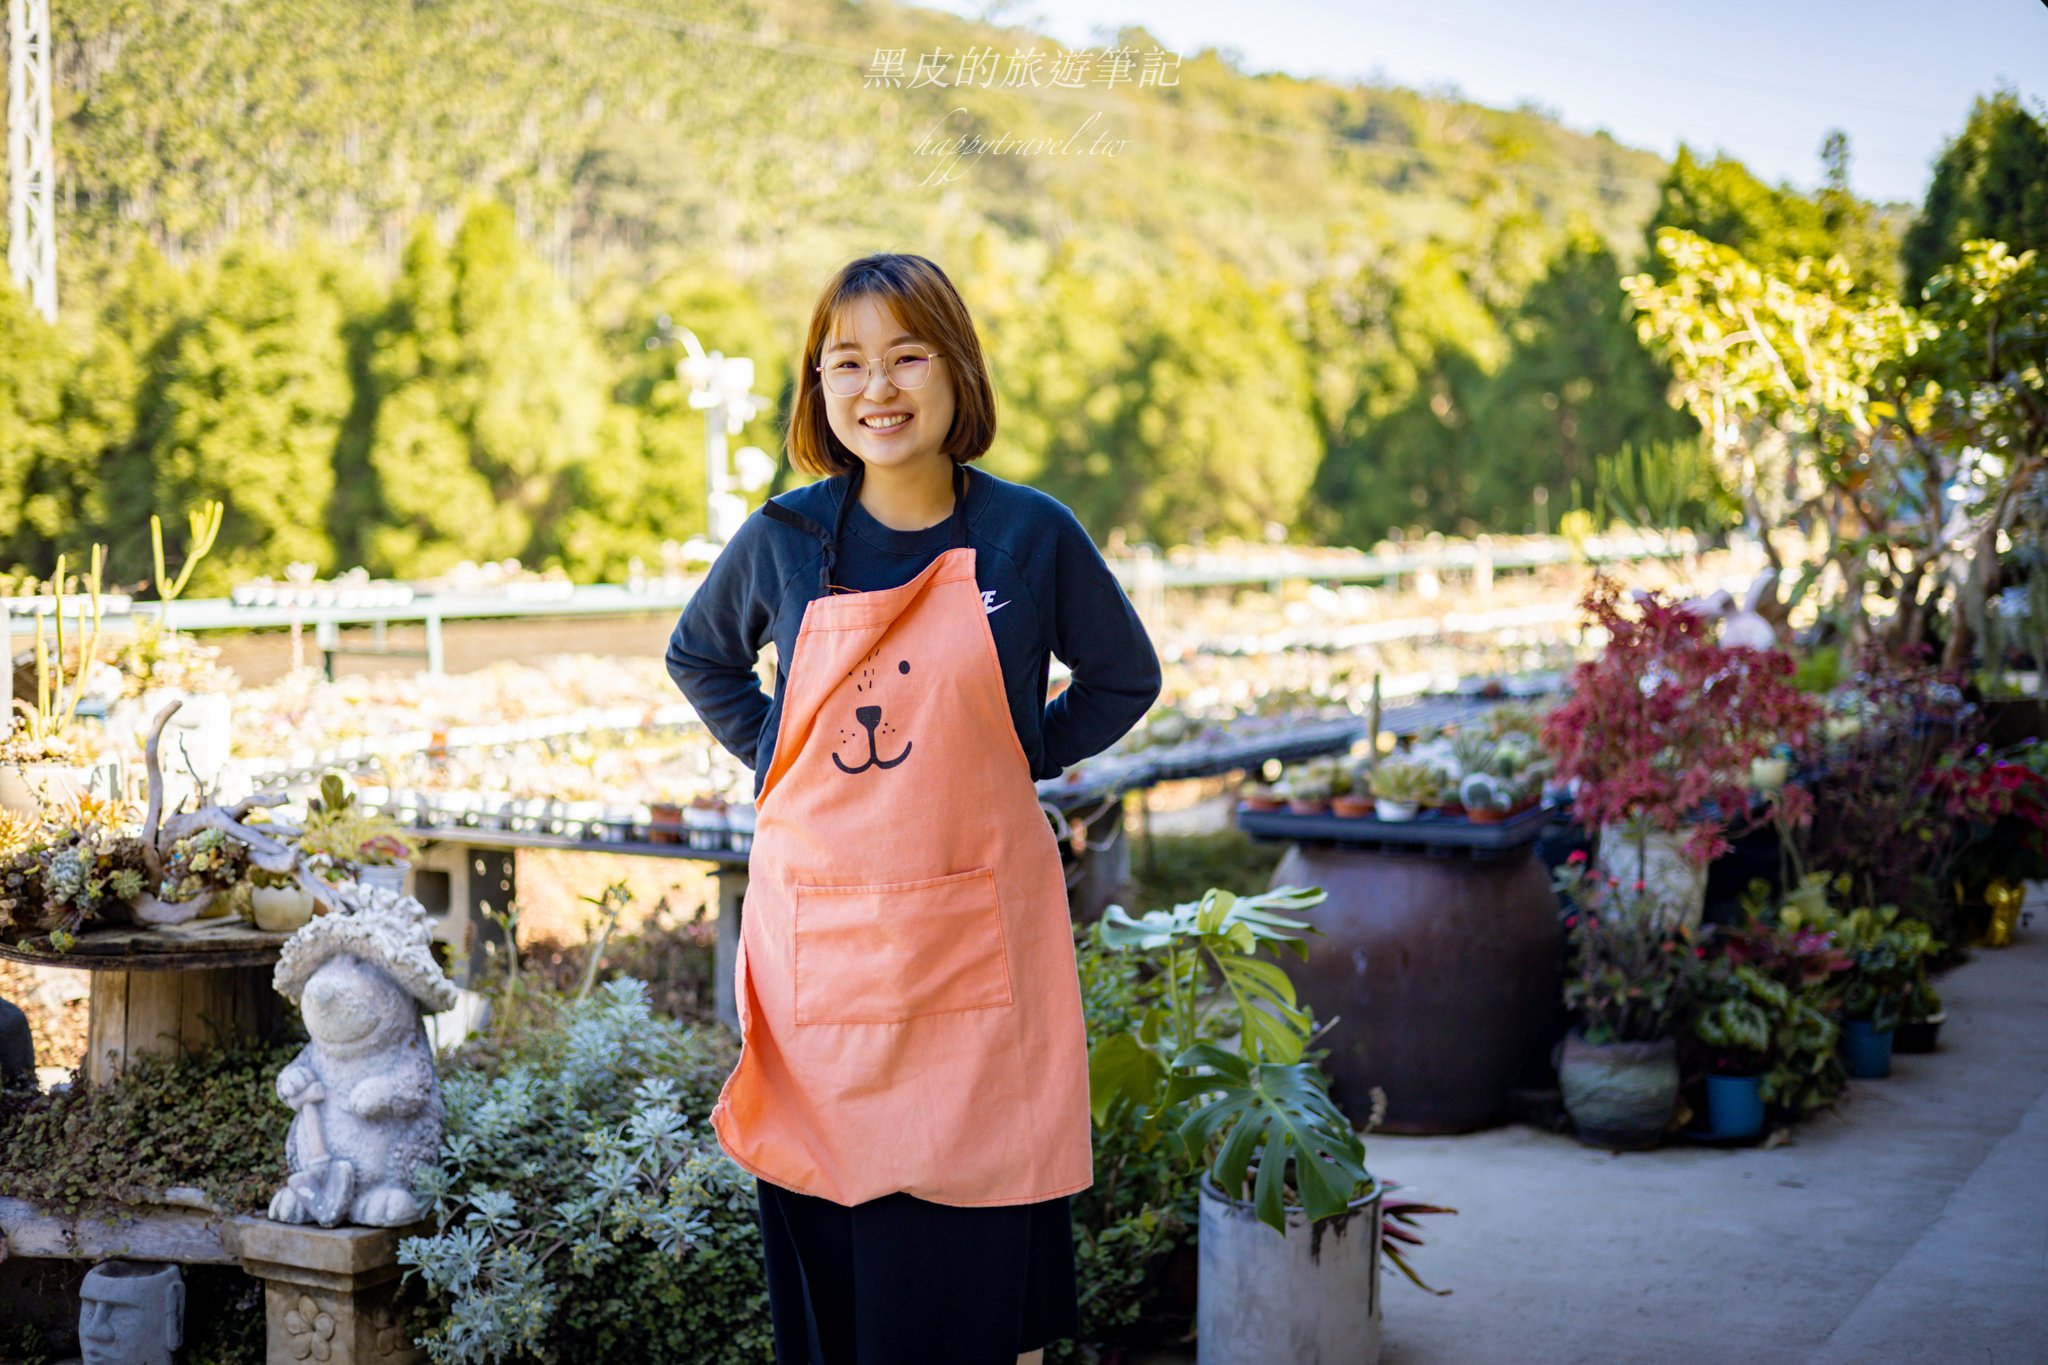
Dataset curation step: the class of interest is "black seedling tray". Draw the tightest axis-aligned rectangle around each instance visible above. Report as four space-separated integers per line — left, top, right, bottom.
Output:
1235 801 1552 858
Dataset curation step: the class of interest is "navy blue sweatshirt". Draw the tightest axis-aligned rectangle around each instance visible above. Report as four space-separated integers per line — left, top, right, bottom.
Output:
665 463 1163 801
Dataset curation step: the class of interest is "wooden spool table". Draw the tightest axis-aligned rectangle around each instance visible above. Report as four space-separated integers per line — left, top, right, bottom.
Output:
0 920 293 1086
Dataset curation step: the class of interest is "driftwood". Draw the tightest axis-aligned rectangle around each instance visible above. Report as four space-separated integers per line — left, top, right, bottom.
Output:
127 698 351 926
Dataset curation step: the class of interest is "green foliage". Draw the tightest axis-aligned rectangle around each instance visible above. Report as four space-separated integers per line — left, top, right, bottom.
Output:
128 240 353 595
1091 885 1370 1235
1063 931 1202 1362
359 205 607 576
397 978 769 1365
0 1033 302 1214
1646 144 1896 291
1903 90 2048 298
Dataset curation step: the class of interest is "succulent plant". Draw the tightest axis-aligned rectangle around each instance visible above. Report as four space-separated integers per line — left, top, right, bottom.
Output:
1369 760 1439 804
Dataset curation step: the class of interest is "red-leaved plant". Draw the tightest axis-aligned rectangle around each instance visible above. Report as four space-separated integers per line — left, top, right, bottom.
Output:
1541 575 1824 864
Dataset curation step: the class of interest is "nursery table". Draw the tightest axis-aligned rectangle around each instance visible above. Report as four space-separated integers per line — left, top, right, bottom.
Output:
0 920 292 1087
1237 802 1565 1133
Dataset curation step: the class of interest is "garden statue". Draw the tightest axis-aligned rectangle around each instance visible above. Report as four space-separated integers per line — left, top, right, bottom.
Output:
267 882 457 1228
1674 568 1784 651
78 1260 184 1365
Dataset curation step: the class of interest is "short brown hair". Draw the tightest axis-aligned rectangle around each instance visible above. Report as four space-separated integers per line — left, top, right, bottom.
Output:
787 253 998 478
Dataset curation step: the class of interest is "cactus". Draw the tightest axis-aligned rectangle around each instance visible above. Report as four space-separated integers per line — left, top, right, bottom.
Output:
4 547 109 763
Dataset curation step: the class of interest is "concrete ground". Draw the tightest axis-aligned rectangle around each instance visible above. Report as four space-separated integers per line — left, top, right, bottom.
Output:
1367 905 2048 1365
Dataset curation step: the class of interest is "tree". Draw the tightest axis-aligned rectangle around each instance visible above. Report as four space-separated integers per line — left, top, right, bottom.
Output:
1902 91 2048 299
551 265 787 580
1622 228 1923 580
0 281 76 572
1474 223 1696 527
130 241 351 594
1303 241 1505 543
361 203 607 575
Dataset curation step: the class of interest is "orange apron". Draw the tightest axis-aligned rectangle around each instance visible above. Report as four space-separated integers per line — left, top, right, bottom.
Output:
710 461 1095 1208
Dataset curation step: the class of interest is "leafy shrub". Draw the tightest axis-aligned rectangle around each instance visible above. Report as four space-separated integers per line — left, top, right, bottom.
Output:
1059 928 1201 1363
0 1032 301 1214
397 978 772 1365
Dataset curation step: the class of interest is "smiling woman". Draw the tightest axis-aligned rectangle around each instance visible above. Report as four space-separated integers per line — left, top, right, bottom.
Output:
664 252 1164 1364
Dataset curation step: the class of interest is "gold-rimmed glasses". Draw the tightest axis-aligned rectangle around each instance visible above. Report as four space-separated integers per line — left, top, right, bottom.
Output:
816 343 942 397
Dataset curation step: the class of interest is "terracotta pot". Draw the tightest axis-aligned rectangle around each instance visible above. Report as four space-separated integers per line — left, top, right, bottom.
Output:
1286 798 1332 816
1330 795 1375 818
1241 794 1285 812
1558 1030 1679 1150
1468 806 1509 824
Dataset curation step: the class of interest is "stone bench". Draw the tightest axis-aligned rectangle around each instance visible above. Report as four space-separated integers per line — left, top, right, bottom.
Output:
0 1194 430 1363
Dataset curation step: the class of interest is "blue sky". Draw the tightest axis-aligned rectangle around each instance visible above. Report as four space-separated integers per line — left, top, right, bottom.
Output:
916 0 2048 204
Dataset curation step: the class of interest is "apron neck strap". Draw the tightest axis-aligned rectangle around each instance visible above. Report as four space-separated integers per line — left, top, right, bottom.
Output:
819 460 971 594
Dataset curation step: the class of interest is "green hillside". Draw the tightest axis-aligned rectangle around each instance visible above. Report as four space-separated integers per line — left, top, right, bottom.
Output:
0 0 1948 587
31 0 1667 296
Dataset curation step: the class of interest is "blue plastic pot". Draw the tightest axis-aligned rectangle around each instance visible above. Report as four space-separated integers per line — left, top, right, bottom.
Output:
1841 1018 1894 1079
1704 1073 1765 1138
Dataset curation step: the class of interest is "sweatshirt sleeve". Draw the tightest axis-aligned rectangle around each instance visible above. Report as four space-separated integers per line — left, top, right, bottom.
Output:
665 512 781 771
1039 504 1163 774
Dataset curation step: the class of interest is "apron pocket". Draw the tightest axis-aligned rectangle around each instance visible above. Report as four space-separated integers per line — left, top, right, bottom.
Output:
792 866 1014 1025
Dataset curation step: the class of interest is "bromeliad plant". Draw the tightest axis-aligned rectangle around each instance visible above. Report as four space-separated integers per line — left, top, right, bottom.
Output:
1088 885 1372 1236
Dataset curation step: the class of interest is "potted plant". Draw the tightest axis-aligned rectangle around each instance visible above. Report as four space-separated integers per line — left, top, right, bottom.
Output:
0 794 150 949
1894 978 1947 1053
1090 886 1384 1365
1823 904 1936 1080
1551 858 1700 1149
1367 760 1434 821
1240 777 1287 813
1541 576 1823 928
1718 878 1855 1122
295 771 413 892
1686 956 1786 1139
1330 763 1375 819
2 549 121 816
1282 766 1335 816
1923 741 2048 947
682 793 730 848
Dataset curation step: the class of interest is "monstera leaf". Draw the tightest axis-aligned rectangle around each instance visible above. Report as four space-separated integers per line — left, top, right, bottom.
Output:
1163 1042 1371 1235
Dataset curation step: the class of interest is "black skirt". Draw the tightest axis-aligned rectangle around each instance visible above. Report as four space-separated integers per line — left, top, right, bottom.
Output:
753 1176 1082 1364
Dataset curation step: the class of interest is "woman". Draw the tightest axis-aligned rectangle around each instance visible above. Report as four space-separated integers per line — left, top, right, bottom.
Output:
665 252 1163 1365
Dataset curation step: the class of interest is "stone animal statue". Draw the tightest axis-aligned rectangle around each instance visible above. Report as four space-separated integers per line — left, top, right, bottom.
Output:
78 1260 184 1365
267 883 457 1228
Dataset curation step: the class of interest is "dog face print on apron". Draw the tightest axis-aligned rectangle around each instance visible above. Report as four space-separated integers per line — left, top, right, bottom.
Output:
710 461 1094 1208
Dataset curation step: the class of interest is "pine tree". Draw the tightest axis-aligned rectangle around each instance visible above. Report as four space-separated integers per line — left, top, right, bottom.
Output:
135 241 350 594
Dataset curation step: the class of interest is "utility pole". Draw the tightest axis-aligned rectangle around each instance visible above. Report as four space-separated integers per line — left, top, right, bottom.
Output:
7 0 57 320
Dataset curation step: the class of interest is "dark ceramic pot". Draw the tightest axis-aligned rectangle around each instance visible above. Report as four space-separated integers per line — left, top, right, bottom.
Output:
1894 1013 1946 1054
1557 1030 1678 1150
1273 842 1562 1133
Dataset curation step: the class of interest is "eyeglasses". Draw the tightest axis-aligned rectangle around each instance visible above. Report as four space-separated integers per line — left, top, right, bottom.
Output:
815 343 942 397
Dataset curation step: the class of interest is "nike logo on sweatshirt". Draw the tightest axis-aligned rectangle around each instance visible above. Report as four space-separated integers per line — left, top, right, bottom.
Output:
982 590 1010 615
